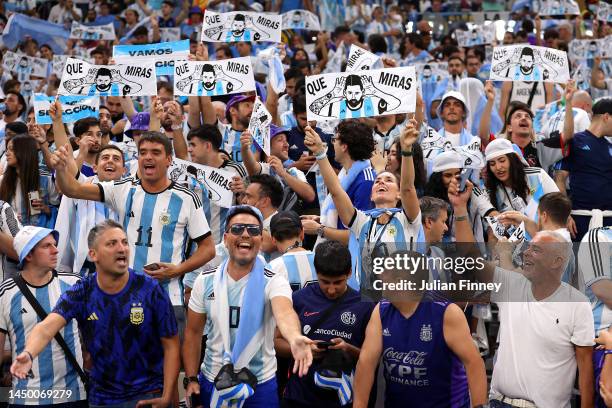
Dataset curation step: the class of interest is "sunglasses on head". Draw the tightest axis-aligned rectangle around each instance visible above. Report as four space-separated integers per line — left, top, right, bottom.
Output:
227 223 262 236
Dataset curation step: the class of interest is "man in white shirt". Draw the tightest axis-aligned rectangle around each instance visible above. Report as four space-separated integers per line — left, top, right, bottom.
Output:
434 91 480 148
48 0 83 25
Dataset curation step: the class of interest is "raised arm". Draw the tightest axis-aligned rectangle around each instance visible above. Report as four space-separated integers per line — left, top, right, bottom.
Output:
187 96 201 128
149 95 162 132
304 126 356 226
166 101 188 160
353 304 382 408
479 80 496 147
195 44 217 125
239 130 263 176
498 81 512 119
10 313 67 379
49 101 79 177
271 296 313 377
50 146 102 201
267 156 315 202
119 96 137 121
562 80 577 143
398 119 420 222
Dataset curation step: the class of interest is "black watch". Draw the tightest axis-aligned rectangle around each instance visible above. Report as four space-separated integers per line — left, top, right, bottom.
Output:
183 375 198 389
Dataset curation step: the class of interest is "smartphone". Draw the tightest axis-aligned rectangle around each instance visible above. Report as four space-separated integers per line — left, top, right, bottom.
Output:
317 341 335 349
0 103 6 112
144 263 160 271
458 169 471 193
28 191 41 216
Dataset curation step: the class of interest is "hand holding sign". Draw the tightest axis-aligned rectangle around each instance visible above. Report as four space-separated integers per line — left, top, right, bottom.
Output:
400 119 419 151
304 126 325 155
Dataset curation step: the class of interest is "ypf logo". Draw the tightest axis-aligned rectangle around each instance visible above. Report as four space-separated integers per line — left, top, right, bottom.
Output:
340 311 356 326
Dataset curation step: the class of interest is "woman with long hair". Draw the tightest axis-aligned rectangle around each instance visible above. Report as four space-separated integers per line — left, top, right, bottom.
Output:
484 138 558 219
0 135 59 227
424 150 496 242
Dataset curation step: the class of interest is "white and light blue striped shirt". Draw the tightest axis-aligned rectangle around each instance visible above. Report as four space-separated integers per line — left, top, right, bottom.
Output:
266 250 318 292
98 177 212 305
0 272 86 405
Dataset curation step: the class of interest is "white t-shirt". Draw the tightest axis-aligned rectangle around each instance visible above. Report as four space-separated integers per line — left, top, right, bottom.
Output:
189 266 292 383
490 267 595 408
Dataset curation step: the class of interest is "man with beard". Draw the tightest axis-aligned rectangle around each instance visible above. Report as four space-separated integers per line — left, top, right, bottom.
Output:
216 94 259 163
98 105 113 143
435 91 481 148
86 68 135 97
224 13 261 42
430 56 465 127
72 117 103 177
513 47 543 81
309 74 400 120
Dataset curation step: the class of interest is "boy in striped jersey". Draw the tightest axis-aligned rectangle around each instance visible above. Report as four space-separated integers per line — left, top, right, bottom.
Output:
579 226 612 408
1 226 86 406
266 211 317 292
51 131 215 323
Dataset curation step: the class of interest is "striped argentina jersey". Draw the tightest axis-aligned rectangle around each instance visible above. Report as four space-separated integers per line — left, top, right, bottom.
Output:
266 250 318 292
189 266 292 383
0 271 86 405
579 227 612 332
217 122 259 163
512 65 542 81
348 208 425 251
97 177 212 305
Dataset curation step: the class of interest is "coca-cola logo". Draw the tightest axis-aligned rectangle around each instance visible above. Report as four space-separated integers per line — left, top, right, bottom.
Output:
383 348 427 366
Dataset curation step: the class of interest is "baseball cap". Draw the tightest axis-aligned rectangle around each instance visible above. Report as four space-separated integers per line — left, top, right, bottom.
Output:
270 124 289 140
225 94 256 122
436 91 470 119
225 205 264 228
432 150 464 173
592 98 612 115
124 112 150 138
13 226 59 268
270 211 302 238
484 138 529 166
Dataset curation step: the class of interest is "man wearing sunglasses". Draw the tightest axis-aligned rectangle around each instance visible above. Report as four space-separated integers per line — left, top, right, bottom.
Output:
183 205 313 407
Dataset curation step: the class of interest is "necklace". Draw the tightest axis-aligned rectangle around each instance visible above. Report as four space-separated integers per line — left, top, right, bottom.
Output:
282 242 302 254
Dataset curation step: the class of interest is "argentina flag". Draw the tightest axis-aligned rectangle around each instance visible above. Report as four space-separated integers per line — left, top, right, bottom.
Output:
2 13 70 54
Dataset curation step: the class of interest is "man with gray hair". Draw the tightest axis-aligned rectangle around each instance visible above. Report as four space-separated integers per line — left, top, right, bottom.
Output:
11 220 180 407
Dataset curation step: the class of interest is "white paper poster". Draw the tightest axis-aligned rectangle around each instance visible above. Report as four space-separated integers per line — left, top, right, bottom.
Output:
455 24 496 47
490 45 570 82
346 44 383 72
201 10 282 43
537 0 580 16
415 62 449 82
70 21 116 40
305 66 417 121
247 98 271 156
282 10 321 31
168 158 234 208
597 2 612 22
58 58 157 96
568 38 612 60
173 57 256 97
2 51 48 79
160 27 181 42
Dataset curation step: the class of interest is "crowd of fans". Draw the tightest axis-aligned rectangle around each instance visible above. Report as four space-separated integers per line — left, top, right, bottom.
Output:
0 0 609 407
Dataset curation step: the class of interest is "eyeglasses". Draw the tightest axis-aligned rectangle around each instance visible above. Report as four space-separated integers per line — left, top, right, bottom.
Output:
227 223 262 237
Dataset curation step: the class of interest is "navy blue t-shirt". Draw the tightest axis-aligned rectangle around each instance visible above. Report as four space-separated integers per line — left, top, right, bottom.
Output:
561 130 612 211
53 269 178 405
283 285 374 406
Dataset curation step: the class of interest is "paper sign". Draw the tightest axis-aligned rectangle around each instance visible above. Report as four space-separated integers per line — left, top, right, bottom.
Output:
201 10 282 43
173 57 256 96
568 38 612 60
282 10 321 31
247 98 271 156
415 62 449 82
52 55 69 77
113 39 190 76
597 2 612 22
33 94 99 125
490 45 570 82
508 221 526 242
168 158 234 208
58 58 157 96
2 51 48 80
305 66 417 122
421 126 452 159
70 22 116 40
455 24 496 47
20 79 40 99
160 27 181 42
346 44 382 72
537 0 580 16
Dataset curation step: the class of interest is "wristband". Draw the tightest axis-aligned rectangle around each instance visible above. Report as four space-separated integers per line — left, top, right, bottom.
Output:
317 225 326 238
171 124 182 131
25 351 33 362
401 149 413 157
455 215 468 222
315 148 328 161
605 349 612 356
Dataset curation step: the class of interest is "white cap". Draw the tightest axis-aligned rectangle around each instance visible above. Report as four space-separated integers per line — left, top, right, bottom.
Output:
13 226 59 268
484 138 529 166
432 150 464 172
436 90 470 119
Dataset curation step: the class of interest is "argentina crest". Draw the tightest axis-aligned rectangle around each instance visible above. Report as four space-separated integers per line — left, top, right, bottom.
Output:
130 303 144 325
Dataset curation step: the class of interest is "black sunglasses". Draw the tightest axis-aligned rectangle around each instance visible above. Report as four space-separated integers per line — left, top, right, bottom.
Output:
227 223 262 237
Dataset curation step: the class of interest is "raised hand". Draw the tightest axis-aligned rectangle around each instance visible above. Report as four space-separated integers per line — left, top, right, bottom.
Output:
399 118 419 151
484 80 496 102
564 79 576 105
303 126 324 154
